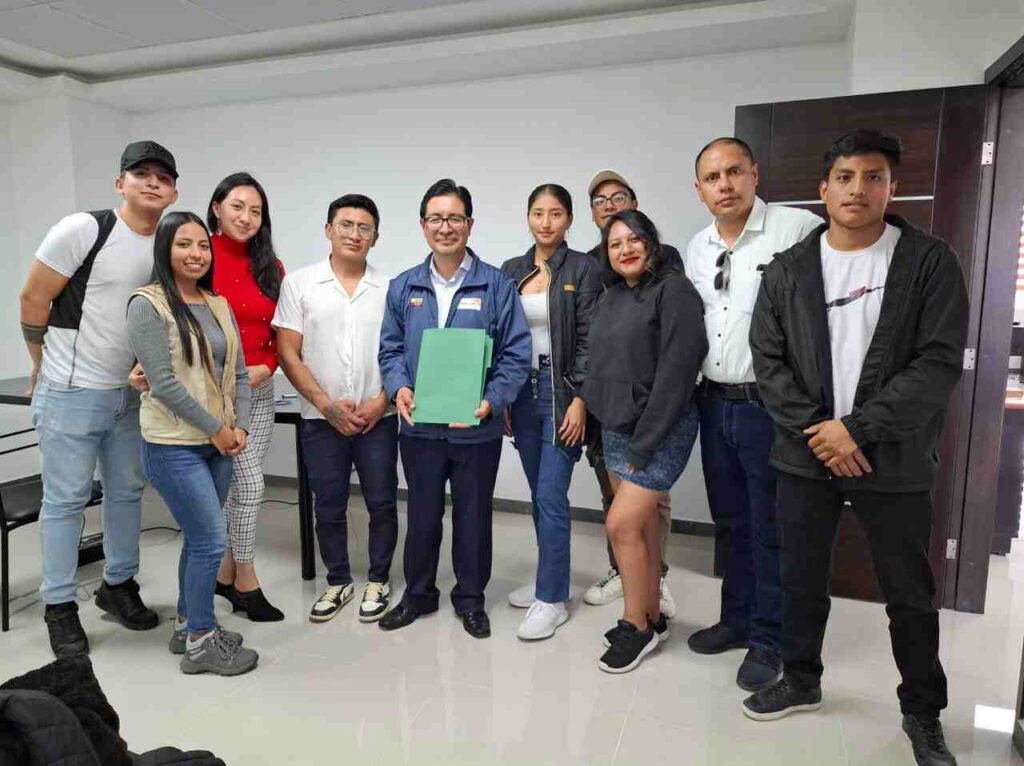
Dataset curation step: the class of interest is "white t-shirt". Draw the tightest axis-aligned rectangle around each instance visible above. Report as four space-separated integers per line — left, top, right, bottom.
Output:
272 259 393 421
821 224 900 418
519 292 550 368
35 211 156 389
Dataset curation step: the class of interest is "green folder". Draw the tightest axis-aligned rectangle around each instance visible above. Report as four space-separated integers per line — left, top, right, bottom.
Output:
413 328 492 425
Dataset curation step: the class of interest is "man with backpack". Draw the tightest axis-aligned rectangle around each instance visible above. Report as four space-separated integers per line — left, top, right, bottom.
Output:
19 141 179 657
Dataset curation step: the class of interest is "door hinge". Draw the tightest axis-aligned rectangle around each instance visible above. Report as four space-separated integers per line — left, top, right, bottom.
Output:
982 141 995 165
963 348 976 370
946 539 958 560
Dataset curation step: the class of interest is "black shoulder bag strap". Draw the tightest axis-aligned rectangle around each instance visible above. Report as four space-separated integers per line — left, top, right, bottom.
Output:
48 209 117 331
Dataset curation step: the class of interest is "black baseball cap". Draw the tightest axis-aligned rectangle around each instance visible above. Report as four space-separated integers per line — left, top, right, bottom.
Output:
120 141 178 179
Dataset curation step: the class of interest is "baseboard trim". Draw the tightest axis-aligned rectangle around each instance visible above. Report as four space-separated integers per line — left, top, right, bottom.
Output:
265 475 714 537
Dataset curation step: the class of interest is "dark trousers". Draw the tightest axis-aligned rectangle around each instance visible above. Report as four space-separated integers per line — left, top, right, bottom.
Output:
778 472 948 717
399 436 502 614
697 393 781 651
301 416 399 587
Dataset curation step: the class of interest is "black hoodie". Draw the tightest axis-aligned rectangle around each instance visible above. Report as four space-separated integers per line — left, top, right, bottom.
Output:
581 267 707 468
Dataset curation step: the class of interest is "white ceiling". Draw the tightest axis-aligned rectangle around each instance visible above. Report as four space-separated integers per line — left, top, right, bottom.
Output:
0 0 743 80
0 0 855 110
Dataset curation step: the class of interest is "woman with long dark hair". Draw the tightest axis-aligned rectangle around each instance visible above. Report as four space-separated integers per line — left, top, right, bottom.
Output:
581 209 707 673
207 172 286 621
127 211 258 676
500 184 601 640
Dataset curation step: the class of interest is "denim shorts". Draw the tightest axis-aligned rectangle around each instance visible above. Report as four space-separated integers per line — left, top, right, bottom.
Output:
603 405 699 492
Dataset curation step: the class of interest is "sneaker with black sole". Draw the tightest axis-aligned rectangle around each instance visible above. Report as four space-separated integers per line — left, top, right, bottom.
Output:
737 646 783 692
359 582 390 622
309 583 354 623
180 627 258 677
94 578 159 631
687 621 748 655
741 677 822 721
168 620 243 655
45 602 89 657
604 613 669 648
902 714 958 766
598 620 658 673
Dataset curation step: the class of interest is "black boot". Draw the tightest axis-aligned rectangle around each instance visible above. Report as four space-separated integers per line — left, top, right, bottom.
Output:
94 577 159 630
902 714 957 765
45 602 89 657
215 581 238 605
231 587 284 622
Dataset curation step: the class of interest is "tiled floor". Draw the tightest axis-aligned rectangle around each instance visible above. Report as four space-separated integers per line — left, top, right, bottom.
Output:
2 485 1022 765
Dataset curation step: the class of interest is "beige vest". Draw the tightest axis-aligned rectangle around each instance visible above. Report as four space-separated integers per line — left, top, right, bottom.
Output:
133 284 239 445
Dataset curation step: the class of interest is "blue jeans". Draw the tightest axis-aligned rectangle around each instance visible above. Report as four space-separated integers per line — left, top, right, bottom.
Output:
32 377 146 605
697 392 781 652
142 442 233 634
509 360 581 604
301 416 399 587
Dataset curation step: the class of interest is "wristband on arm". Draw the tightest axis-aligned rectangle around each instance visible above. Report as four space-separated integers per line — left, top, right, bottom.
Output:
21 322 47 344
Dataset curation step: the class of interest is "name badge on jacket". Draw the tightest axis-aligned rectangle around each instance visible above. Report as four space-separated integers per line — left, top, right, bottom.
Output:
458 297 482 311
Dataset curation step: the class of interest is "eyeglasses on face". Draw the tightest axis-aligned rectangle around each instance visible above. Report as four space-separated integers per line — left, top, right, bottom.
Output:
423 214 469 231
590 191 631 209
332 220 376 237
714 250 731 291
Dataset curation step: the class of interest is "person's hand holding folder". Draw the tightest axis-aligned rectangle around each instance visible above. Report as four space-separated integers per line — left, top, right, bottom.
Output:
450 399 492 429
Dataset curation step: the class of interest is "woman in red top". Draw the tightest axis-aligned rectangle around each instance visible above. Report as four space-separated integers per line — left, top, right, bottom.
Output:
207 172 285 621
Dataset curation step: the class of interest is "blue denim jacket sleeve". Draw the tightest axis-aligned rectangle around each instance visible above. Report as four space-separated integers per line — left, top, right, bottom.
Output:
482 276 531 412
378 279 414 401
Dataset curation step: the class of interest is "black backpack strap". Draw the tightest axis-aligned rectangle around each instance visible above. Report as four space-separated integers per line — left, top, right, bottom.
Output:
49 210 117 330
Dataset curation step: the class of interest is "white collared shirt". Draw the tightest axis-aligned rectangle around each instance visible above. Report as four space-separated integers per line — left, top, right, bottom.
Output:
272 258 393 420
430 253 472 328
684 197 823 384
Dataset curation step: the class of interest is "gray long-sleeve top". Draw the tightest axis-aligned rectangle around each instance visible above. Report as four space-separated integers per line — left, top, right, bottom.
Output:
127 297 251 435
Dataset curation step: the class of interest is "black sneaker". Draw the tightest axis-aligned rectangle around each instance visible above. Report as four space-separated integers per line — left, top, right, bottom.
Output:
597 620 658 674
44 602 89 657
742 677 822 721
737 646 783 692
603 614 669 648
94 577 159 631
687 621 748 655
902 714 958 765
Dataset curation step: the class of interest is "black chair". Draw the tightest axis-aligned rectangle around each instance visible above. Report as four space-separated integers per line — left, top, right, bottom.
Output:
0 428 102 632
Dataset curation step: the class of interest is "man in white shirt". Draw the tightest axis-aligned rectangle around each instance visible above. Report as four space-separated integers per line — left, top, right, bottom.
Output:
20 141 179 657
747 131 965 766
274 194 398 624
684 138 822 692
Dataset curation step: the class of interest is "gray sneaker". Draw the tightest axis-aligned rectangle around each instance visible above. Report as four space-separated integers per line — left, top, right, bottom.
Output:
168 621 243 655
180 627 258 676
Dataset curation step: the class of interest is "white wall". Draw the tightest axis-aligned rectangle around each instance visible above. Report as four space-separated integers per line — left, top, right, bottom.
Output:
130 41 849 521
849 0 1024 93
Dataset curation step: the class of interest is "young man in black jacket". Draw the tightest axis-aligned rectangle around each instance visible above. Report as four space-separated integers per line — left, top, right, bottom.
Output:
747 130 966 766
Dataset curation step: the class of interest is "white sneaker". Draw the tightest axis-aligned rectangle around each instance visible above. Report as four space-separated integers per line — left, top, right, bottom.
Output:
516 600 569 640
508 584 536 608
659 577 677 619
583 569 623 606
359 581 391 622
309 583 354 623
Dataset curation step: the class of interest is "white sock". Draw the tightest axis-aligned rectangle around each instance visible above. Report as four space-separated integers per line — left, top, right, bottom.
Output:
186 630 214 650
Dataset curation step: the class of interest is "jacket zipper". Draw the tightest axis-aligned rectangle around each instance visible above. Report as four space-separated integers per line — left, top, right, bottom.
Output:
543 260 557 447
517 264 558 447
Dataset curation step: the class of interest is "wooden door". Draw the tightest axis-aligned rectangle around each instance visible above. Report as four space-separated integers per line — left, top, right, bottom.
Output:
735 86 994 608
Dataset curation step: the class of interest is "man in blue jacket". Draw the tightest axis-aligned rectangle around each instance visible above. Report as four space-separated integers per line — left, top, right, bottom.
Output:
378 178 531 638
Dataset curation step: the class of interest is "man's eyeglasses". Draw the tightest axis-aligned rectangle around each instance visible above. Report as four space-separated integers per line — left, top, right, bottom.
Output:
423 214 469 231
714 250 731 291
590 191 631 209
332 220 376 237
